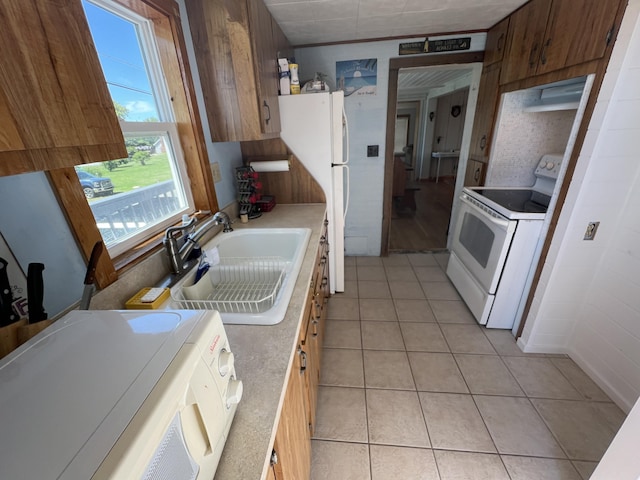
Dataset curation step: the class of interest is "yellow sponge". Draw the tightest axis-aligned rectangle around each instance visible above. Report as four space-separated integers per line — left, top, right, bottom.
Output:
125 288 170 309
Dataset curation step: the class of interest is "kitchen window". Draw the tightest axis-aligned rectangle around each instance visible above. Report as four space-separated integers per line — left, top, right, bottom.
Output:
78 0 194 257
48 0 217 289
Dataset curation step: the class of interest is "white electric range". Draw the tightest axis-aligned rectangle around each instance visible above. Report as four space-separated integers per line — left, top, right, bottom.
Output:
447 154 563 329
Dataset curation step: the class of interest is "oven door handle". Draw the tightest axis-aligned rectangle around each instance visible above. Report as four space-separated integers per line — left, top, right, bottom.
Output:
460 195 511 230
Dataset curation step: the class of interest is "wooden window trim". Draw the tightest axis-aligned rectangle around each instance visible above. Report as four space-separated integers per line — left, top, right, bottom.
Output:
48 0 217 289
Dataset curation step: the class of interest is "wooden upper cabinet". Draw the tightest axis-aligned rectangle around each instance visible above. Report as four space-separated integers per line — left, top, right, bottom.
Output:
500 0 552 84
484 17 510 66
469 62 501 162
501 0 621 85
536 0 619 75
248 0 281 135
186 0 289 142
0 0 126 176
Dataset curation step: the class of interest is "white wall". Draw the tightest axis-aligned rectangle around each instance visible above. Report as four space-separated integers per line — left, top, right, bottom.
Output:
519 0 640 413
487 90 576 187
295 34 485 255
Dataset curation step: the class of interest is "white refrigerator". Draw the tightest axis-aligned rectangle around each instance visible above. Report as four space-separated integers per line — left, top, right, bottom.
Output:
278 91 349 293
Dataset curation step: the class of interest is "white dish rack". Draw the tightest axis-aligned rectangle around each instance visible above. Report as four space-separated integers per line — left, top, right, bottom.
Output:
171 257 287 314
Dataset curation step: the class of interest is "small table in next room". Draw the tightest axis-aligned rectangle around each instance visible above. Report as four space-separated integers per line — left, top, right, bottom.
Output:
431 151 459 183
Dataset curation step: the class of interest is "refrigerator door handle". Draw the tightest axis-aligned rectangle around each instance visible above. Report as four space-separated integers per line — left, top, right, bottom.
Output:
342 108 349 165
330 163 350 221
342 165 350 221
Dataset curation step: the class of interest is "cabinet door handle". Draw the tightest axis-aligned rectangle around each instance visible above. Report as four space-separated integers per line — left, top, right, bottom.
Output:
263 100 271 125
474 167 481 182
299 348 307 372
322 276 328 287
497 32 505 53
271 449 278 466
606 26 614 46
540 38 551 65
528 43 539 68
479 135 487 151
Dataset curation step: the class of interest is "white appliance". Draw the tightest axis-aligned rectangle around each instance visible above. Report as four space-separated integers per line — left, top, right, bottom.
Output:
0 309 242 480
447 154 563 329
278 91 349 293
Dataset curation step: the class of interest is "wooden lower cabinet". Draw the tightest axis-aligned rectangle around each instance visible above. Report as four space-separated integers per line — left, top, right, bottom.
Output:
271 221 329 479
266 461 278 480
469 62 501 162
464 159 487 187
272 338 311 480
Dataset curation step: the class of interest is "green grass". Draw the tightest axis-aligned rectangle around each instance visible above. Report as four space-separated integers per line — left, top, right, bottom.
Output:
79 153 173 195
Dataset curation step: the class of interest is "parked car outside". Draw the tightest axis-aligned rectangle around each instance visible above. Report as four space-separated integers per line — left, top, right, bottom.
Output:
76 170 114 199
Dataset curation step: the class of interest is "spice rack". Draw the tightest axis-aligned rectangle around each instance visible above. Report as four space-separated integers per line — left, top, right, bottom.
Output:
236 166 262 219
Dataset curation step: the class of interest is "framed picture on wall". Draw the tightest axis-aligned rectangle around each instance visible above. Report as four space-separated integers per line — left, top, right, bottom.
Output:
336 59 377 97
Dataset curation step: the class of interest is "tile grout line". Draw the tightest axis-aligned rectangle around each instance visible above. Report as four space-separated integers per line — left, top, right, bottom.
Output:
356 260 374 479
447 348 504 460
324 255 608 478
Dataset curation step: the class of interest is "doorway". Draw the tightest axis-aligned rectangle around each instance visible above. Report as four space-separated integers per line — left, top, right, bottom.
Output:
381 52 484 256
391 82 470 251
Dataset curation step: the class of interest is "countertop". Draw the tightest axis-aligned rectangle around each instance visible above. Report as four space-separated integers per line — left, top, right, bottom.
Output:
213 204 327 480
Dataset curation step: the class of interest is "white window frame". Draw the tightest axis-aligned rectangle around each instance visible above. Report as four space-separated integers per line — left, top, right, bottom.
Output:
83 0 196 258
107 123 194 257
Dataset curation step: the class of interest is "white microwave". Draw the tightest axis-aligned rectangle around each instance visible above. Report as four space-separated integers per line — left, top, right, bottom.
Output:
0 309 242 480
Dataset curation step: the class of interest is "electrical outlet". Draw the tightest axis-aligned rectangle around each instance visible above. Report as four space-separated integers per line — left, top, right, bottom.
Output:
211 162 222 183
367 145 379 157
584 221 600 240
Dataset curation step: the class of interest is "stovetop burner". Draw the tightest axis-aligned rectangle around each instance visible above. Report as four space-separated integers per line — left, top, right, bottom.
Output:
473 189 551 213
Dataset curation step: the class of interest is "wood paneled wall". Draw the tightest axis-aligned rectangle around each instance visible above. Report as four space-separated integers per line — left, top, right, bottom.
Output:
240 139 325 204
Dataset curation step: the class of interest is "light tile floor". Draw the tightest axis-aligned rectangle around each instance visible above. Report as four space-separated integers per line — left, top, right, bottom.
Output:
311 253 627 480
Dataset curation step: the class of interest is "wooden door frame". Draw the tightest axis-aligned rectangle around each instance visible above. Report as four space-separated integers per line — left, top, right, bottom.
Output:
394 114 411 155
381 51 484 256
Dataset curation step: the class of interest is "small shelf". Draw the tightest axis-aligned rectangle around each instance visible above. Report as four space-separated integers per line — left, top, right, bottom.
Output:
523 101 579 112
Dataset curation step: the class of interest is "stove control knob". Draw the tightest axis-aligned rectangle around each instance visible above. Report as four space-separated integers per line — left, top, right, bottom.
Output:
218 349 234 377
546 162 555 170
226 378 243 408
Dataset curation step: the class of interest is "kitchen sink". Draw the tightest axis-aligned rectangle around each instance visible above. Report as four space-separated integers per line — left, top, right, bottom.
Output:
170 228 311 325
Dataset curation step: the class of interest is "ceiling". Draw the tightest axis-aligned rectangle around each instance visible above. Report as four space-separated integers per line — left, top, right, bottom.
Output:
264 0 529 46
398 66 473 98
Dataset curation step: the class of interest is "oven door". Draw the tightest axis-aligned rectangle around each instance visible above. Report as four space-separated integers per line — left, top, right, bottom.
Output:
450 193 517 294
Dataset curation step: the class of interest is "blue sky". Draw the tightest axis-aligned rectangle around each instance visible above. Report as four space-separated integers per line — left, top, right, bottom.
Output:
82 1 160 121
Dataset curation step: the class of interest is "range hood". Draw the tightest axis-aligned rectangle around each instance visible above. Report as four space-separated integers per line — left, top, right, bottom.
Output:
524 80 586 112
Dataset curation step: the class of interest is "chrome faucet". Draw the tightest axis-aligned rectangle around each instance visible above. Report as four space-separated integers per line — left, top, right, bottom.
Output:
212 211 234 233
163 211 233 275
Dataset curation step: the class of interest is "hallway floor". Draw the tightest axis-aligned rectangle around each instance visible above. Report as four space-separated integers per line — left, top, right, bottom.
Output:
312 253 626 480
390 178 455 252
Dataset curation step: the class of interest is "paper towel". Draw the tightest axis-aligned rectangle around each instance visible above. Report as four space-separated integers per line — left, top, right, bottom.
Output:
249 160 290 173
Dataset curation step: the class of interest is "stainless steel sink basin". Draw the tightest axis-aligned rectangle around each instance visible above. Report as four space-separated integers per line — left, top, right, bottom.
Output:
170 228 311 325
